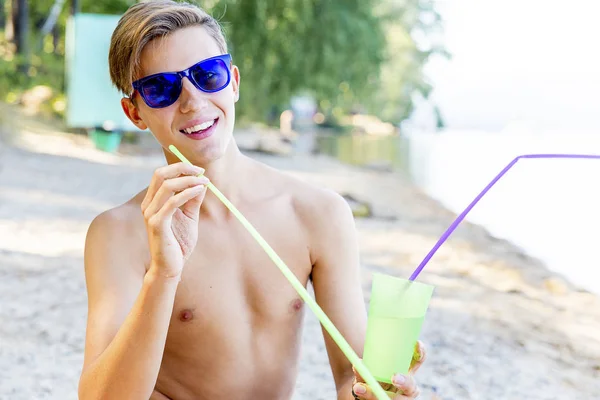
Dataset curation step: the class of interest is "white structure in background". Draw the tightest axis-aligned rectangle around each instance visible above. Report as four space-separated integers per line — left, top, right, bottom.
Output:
289 95 318 154
290 95 317 130
400 94 439 134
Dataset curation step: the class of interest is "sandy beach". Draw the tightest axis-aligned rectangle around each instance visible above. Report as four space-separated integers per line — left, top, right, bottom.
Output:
1 110 599 399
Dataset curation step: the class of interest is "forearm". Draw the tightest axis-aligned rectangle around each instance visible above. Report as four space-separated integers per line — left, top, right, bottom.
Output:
337 375 357 400
79 270 179 400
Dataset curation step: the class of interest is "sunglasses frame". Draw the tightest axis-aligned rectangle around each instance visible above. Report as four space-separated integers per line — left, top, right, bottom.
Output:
131 53 232 108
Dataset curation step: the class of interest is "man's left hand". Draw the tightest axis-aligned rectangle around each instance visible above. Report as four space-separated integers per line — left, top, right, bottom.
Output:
351 340 426 399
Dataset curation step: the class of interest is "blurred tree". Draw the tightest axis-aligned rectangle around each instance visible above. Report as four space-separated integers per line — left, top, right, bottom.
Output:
12 0 28 57
79 0 134 15
212 0 387 123
368 0 449 125
213 0 447 125
37 0 67 51
0 1 4 31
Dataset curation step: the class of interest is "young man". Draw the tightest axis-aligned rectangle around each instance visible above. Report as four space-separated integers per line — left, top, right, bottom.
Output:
79 1 427 399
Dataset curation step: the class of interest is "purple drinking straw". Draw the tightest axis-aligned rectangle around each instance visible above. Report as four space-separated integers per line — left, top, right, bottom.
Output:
409 154 600 281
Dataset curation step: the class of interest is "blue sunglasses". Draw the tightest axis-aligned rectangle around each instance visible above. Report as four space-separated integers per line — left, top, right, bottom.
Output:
132 54 232 108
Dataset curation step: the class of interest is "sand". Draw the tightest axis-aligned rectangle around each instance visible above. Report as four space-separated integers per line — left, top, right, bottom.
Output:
0 113 599 399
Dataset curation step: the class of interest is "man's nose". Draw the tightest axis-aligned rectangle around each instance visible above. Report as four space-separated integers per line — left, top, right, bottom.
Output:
179 78 209 113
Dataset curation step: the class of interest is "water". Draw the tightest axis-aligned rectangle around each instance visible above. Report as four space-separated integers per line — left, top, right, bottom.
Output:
315 133 407 170
405 130 600 295
363 316 425 382
316 130 600 295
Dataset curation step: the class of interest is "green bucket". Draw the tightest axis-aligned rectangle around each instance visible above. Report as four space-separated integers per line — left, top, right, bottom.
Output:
90 130 122 153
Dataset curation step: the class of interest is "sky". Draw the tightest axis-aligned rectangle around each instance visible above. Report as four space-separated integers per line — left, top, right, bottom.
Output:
422 0 600 132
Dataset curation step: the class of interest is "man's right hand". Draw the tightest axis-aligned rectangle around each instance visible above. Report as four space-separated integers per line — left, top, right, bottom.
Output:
141 162 209 279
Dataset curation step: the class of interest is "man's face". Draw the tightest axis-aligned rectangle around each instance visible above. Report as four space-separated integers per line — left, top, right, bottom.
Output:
122 26 240 164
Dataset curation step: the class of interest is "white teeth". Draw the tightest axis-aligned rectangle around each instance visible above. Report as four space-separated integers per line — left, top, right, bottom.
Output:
183 119 215 134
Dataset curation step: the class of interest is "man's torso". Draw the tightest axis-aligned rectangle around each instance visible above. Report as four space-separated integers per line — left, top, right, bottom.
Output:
121 160 320 400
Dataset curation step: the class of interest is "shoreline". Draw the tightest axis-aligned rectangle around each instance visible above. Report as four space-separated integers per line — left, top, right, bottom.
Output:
402 129 600 297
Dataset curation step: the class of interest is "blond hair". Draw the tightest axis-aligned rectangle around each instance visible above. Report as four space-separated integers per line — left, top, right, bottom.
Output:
108 0 227 96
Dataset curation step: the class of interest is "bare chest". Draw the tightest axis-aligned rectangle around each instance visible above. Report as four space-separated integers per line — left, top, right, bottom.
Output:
172 206 312 322
156 208 313 399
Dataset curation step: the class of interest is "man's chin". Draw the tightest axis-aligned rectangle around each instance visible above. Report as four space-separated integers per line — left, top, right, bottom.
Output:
167 130 234 164
188 143 229 165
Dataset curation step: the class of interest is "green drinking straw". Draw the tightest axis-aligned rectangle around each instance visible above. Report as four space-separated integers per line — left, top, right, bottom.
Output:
169 145 390 400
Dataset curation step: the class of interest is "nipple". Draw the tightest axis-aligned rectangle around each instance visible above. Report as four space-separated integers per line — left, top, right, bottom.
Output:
291 298 303 312
179 309 194 322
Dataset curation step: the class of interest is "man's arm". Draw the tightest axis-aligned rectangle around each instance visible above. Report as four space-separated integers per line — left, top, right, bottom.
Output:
306 190 368 400
78 210 179 400
307 190 426 400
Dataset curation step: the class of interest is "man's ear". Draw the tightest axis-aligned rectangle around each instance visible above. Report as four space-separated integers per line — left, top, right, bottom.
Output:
121 97 148 130
231 65 240 103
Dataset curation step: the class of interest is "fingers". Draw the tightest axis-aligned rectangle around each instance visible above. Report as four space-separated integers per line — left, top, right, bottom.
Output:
352 382 396 400
352 343 425 400
142 162 205 210
143 175 209 219
352 375 419 399
391 374 419 398
179 181 208 219
409 341 426 374
351 382 376 399
147 185 207 231
351 371 420 399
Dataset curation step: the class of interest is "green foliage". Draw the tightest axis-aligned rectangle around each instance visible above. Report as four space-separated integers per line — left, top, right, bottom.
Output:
2 0 446 125
80 0 135 15
210 0 387 122
366 0 449 124
0 32 63 102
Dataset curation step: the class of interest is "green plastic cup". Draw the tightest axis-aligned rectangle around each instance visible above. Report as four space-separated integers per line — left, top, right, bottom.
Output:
363 273 434 384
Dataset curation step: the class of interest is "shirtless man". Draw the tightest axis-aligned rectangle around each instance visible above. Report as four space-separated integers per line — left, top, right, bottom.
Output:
78 1 427 399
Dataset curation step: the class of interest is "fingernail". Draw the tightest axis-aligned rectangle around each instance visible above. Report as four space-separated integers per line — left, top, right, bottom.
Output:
414 344 422 361
194 166 205 174
354 384 367 395
414 349 422 361
393 374 406 385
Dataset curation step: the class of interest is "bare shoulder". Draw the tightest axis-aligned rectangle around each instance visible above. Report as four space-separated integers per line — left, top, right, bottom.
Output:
291 181 352 229
84 190 149 278
250 159 354 258
251 158 351 220
290 182 356 264
86 191 145 248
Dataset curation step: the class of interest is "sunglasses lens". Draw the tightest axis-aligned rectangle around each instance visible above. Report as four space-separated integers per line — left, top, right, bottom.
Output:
190 58 229 92
140 74 181 108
